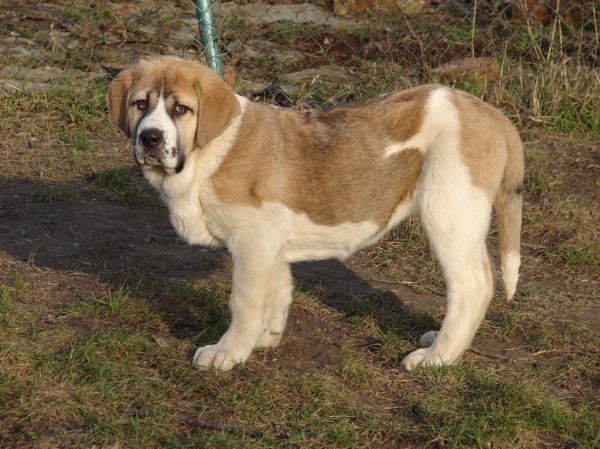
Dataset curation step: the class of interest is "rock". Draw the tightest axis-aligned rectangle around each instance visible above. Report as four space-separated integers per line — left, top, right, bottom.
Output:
6 46 32 56
283 65 353 88
219 4 367 29
1 79 51 93
227 40 304 65
333 0 429 17
404 0 429 15
431 57 500 82
358 42 378 59
511 0 584 26
511 0 553 25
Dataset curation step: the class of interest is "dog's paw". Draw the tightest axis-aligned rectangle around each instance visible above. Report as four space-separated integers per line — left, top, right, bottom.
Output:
419 330 439 348
401 347 460 372
192 340 253 372
255 329 283 349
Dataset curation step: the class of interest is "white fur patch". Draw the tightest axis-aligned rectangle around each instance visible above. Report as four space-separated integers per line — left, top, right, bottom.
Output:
285 211 381 262
384 87 456 159
135 96 180 171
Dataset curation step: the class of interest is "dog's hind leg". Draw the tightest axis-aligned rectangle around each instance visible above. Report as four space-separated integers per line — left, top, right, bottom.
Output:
401 175 495 371
255 261 293 349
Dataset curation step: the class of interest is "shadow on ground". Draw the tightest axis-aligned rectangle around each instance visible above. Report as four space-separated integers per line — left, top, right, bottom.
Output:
0 178 431 370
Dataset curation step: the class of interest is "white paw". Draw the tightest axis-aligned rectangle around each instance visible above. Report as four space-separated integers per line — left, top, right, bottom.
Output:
192 339 253 372
419 330 439 348
255 329 283 349
401 347 460 372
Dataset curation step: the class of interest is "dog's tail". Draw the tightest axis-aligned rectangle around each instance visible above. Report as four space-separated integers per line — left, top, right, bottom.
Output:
494 126 524 300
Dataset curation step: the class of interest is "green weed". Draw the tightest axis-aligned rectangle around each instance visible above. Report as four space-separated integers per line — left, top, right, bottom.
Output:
69 286 160 327
38 186 73 203
551 238 600 272
0 285 11 314
92 167 149 206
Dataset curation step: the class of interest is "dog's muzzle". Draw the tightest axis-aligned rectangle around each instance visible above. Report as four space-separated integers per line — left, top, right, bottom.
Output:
138 127 164 166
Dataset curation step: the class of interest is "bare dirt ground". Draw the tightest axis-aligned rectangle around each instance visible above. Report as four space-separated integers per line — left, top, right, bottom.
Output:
1 1 599 447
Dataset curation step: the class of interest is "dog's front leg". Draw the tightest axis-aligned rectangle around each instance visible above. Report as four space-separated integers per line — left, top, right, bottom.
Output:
193 244 284 371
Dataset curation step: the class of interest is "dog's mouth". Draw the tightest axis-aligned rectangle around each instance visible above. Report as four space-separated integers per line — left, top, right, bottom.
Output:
135 125 185 175
143 154 163 166
136 150 185 176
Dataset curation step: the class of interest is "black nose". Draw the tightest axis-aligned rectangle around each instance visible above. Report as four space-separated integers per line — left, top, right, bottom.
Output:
139 128 163 149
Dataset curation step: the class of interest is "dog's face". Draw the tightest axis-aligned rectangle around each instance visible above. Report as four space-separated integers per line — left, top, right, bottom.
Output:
106 56 241 175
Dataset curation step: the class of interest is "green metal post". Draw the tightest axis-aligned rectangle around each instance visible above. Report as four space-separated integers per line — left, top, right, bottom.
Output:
194 0 223 77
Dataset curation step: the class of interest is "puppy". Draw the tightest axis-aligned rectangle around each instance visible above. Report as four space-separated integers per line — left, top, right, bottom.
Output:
106 56 523 372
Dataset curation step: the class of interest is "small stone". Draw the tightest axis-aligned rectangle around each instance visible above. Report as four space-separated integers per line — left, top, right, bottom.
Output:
431 57 501 82
358 42 377 59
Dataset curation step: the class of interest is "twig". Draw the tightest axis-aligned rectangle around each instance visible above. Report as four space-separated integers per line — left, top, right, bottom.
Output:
366 278 414 285
119 406 288 439
425 286 446 297
189 328 208 343
176 415 288 439
367 279 445 296
469 347 535 363
558 291 600 299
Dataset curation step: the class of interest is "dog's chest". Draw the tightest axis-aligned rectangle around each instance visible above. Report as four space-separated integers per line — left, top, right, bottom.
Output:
166 191 224 247
145 167 223 247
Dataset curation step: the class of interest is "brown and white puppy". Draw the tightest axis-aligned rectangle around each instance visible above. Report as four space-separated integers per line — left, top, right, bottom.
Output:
106 56 524 372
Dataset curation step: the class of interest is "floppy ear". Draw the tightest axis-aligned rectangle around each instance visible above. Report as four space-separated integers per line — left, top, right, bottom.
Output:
195 70 241 148
106 67 135 137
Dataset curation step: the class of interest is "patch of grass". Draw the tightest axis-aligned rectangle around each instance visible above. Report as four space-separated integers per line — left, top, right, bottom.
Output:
496 310 521 336
12 273 26 292
0 285 12 314
524 170 555 196
333 355 375 390
550 238 600 272
119 186 149 206
38 186 74 203
3 316 412 448
93 166 132 189
92 166 150 206
409 364 600 448
523 192 600 272
0 74 116 180
160 280 231 343
267 21 318 44
68 286 162 329
0 282 32 330
379 328 412 364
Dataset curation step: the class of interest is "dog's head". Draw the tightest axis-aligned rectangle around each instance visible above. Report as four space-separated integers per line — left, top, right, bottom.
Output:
106 56 241 175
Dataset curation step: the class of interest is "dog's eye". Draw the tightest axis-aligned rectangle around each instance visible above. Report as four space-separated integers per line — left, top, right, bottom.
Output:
174 104 188 115
137 100 148 110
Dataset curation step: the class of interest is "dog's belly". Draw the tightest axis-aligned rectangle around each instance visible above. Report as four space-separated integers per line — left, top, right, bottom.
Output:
284 213 382 262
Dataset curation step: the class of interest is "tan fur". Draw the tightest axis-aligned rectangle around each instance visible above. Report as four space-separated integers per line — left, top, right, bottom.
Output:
106 68 134 137
193 69 242 148
211 89 432 226
494 128 524 256
455 89 510 198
